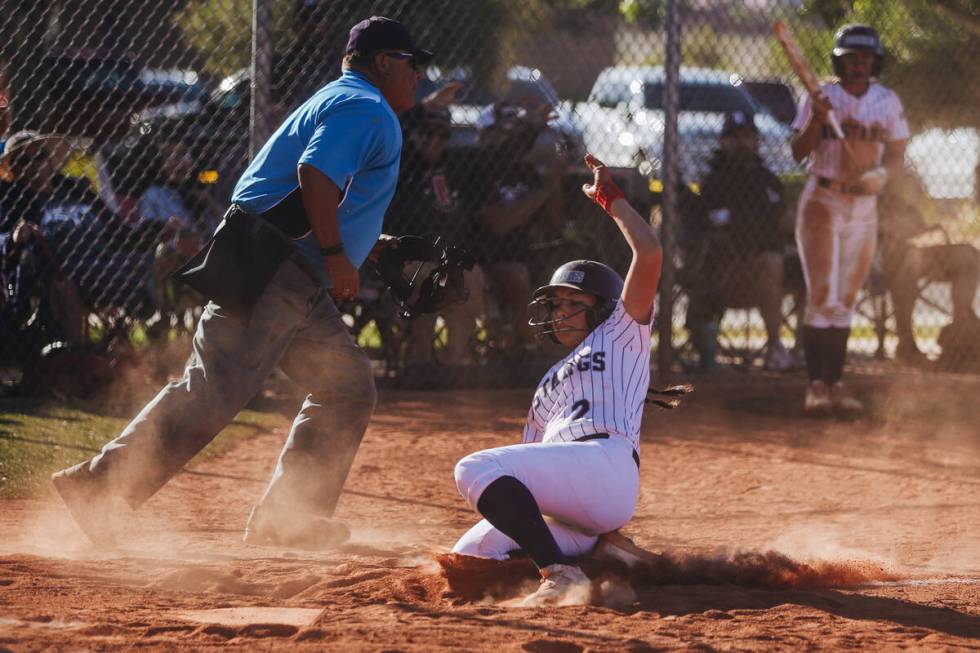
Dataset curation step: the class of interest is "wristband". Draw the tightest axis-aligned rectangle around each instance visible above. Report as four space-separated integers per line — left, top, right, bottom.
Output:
319 242 345 257
594 179 625 215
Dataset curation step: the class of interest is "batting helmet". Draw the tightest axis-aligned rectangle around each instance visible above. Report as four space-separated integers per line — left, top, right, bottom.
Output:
528 260 624 342
831 24 883 78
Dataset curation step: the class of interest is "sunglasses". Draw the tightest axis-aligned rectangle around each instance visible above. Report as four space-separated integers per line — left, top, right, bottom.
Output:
383 51 419 71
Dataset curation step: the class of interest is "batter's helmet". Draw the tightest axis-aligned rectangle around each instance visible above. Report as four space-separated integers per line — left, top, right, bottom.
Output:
831 24 883 78
528 260 624 342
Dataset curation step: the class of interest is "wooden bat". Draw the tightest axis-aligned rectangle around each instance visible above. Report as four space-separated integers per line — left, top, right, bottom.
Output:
773 20 845 140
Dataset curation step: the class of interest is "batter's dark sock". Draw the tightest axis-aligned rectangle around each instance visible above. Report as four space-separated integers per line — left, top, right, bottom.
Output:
824 326 851 384
802 326 829 383
476 475 569 570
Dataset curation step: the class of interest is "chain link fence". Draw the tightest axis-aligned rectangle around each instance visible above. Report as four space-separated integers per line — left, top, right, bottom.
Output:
1 0 978 399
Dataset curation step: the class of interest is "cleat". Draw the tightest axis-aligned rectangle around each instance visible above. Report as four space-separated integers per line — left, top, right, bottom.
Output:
830 381 864 413
51 462 117 547
243 505 350 550
521 564 592 607
803 380 832 416
593 530 663 567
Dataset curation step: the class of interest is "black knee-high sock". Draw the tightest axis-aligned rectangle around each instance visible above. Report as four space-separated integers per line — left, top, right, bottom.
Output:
824 326 851 384
802 326 828 382
476 476 568 569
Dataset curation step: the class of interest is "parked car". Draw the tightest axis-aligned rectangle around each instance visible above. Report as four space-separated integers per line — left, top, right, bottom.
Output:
32 50 177 138
577 66 798 183
743 78 799 126
135 64 587 204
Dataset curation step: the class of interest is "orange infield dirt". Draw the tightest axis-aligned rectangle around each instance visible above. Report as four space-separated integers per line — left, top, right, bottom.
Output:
2 374 979 651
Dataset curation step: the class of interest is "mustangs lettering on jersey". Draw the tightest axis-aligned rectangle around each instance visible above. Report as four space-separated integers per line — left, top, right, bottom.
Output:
523 300 653 451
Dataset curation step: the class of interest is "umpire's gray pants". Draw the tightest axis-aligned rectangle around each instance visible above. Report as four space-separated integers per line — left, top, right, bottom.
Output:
86 260 377 519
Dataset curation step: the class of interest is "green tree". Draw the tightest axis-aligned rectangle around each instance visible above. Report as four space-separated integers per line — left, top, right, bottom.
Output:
174 0 290 78
174 0 557 90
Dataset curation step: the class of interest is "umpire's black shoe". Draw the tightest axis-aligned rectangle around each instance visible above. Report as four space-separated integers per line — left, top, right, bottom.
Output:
51 462 117 548
243 505 350 550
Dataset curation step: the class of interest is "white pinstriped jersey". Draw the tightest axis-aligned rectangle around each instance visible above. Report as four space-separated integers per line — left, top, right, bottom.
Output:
792 82 909 178
522 300 653 451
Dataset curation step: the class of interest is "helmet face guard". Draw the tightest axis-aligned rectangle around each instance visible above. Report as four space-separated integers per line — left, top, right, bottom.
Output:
527 294 604 343
526 260 624 344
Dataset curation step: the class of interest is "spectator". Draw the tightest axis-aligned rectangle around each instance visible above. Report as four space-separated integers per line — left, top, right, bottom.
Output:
386 102 486 368
0 61 10 141
0 131 154 322
135 137 215 328
464 102 565 350
680 111 793 372
878 169 979 367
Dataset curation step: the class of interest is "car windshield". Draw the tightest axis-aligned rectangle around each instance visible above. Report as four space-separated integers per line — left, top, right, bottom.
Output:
643 82 757 114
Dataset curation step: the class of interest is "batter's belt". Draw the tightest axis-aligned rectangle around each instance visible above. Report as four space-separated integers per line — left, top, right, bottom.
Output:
816 175 872 196
574 433 640 468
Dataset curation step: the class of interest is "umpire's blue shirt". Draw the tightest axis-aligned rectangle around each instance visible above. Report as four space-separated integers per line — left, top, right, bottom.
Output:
232 70 403 282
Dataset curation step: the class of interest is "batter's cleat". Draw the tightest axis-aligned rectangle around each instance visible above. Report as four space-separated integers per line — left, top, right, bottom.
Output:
830 381 864 414
243 506 350 550
593 530 663 568
51 462 117 547
803 379 832 416
520 564 592 607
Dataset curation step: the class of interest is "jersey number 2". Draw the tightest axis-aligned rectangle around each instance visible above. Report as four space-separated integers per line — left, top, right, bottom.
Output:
571 399 590 420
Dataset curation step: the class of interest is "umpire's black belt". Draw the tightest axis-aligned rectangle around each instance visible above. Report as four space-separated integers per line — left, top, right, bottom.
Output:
816 175 871 196
574 433 640 468
173 203 322 327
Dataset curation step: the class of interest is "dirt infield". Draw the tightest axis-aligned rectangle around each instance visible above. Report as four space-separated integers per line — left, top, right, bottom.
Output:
2 374 979 651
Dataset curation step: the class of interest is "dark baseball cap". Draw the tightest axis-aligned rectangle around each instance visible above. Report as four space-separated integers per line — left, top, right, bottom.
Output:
0 130 64 163
346 16 433 64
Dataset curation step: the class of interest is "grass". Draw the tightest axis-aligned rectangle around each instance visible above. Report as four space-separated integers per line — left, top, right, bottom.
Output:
0 402 287 500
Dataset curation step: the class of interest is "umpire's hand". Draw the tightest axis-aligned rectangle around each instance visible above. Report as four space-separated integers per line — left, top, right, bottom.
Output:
326 253 359 302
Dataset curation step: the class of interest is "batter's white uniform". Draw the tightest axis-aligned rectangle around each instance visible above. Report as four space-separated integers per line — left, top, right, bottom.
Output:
452 299 652 560
793 82 909 328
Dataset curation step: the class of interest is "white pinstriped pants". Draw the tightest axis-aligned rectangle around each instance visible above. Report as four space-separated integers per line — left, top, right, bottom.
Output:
795 176 879 329
452 436 639 560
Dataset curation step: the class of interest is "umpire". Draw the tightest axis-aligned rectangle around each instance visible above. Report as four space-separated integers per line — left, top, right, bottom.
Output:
50 17 431 549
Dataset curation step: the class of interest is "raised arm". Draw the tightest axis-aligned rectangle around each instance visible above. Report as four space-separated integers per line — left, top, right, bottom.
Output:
581 153 662 324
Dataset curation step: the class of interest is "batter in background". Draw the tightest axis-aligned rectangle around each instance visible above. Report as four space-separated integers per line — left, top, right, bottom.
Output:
451 153 663 607
790 23 909 415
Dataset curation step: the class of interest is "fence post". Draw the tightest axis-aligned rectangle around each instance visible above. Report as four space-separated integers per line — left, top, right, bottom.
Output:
250 0 273 159
657 0 681 380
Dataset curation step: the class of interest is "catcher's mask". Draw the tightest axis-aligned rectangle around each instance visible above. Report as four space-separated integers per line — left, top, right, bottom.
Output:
528 260 623 344
373 235 475 320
